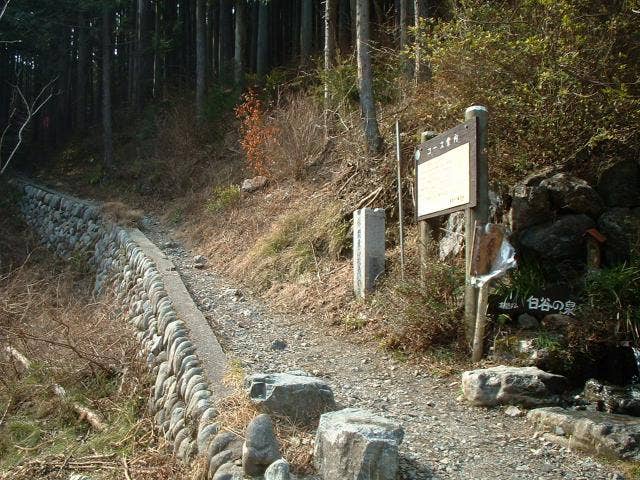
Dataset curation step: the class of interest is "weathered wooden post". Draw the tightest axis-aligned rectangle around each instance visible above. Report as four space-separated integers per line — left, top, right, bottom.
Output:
418 130 438 285
464 106 489 343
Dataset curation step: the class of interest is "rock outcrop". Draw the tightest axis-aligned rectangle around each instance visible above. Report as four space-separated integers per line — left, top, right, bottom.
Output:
528 407 640 461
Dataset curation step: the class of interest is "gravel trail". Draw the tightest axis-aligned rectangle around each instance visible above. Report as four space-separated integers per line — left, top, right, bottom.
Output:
143 219 620 480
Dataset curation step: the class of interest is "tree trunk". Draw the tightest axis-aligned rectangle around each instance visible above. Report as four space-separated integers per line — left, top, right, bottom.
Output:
350 0 356 46
234 0 247 86
76 11 88 131
210 1 220 79
256 2 269 78
196 0 206 120
102 5 114 170
414 0 427 83
219 0 234 83
249 1 258 73
300 0 313 65
324 0 337 137
134 0 153 111
338 0 351 53
356 0 382 153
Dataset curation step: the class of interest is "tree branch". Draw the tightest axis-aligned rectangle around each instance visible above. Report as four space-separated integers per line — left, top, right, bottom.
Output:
0 77 57 176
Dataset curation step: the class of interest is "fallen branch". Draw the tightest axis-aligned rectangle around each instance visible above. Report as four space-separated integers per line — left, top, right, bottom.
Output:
355 186 384 211
5 345 106 431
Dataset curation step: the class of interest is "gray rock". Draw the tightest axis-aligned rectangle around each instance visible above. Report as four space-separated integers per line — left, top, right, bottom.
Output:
438 211 465 261
264 459 290 480
528 407 640 460
242 414 281 476
197 423 219 453
461 366 568 407
509 184 551 233
270 339 287 351
208 450 239 478
520 214 595 259
208 431 244 459
314 408 404 480
193 255 208 269
241 176 268 193
584 379 640 417
540 173 604 218
212 462 244 480
505 405 524 417
598 207 640 265
517 313 539 330
598 160 640 208
246 371 336 424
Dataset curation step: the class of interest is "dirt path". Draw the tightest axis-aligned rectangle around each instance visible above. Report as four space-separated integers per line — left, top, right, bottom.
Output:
142 217 619 480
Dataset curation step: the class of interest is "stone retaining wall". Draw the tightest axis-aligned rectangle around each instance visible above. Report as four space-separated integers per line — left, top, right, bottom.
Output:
16 180 227 473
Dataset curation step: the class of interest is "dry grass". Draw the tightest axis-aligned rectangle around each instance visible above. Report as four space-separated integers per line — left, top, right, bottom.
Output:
0 230 202 479
214 362 315 474
262 93 328 180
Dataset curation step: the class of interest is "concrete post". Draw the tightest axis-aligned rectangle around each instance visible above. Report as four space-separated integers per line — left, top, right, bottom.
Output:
353 208 385 298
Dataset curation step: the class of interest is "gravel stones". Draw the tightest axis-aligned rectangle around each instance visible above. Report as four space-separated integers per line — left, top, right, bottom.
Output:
462 366 568 407
528 407 640 460
242 414 281 476
245 371 336 424
314 408 404 480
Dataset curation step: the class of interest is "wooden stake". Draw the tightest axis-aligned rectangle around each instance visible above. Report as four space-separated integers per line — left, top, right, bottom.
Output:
418 130 438 285
464 106 489 344
396 120 405 281
472 282 490 362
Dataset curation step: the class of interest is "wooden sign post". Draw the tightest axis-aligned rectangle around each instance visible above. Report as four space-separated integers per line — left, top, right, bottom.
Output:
415 106 489 347
463 106 489 344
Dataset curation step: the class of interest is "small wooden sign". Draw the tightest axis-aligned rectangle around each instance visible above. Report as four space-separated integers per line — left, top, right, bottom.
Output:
415 119 478 220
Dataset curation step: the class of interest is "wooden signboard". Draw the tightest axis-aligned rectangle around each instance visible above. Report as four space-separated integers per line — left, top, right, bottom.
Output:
415 118 478 220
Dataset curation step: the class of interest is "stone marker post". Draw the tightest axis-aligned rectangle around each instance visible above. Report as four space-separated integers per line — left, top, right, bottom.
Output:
353 208 385 298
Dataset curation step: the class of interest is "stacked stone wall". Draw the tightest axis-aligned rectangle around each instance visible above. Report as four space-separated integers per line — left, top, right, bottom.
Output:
17 181 223 471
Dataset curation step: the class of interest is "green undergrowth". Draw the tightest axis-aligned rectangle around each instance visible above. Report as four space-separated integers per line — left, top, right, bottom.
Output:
0 361 148 472
246 202 350 290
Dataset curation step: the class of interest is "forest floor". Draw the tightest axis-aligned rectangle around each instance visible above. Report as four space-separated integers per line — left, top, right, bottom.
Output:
140 214 628 480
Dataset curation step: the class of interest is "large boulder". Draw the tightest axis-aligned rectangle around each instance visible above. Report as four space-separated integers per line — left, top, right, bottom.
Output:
597 160 640 208
245 371 336 425
509 184 552 233
242 414 281 476
314 408 404 480
520 214 595 259
539 173 604 218
461 366 568 407
597 207 640 265
527 407 640 461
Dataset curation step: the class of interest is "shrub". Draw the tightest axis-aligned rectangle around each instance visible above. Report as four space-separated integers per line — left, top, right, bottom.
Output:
414 0 640 181
372 260 465 352
206 184 241 213
236 90 327 180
